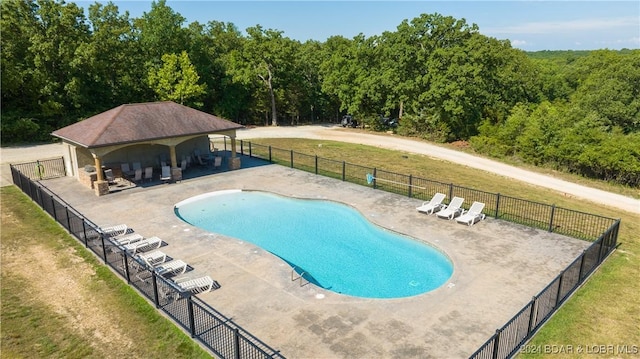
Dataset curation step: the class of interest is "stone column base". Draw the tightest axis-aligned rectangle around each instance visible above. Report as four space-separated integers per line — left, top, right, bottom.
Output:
228 157 241 170
171 167 182 182
94 180 109 196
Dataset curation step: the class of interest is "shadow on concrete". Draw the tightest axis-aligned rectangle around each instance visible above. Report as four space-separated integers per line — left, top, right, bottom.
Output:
111 152 271 193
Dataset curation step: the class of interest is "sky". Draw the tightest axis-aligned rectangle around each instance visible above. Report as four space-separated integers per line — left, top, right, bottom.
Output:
80 1 640 51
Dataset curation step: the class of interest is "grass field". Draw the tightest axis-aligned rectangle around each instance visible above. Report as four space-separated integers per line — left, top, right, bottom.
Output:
0 186 213 359
2 137 638 358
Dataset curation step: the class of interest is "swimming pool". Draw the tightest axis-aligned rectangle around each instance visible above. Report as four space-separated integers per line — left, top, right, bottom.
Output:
174 190 453 299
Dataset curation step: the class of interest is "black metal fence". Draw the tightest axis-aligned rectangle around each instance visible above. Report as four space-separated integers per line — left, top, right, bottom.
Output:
10 157 66 180
12 145 621 359
468 220 619 359
9 165 284 359
240 141 618 242
238 141 621 359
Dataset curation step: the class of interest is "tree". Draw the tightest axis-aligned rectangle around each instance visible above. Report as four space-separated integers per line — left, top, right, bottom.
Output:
147 51 207 105
571 50 640 133
26 0 91 116
76 2 145 109
1 0 39 112
135 0 187 62
192 20 252 121
226 26 295 125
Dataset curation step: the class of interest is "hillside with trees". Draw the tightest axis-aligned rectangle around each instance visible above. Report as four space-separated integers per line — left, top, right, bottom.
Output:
2 0 638 186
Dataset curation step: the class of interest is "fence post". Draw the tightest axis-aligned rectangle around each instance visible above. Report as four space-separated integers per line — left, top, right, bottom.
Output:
578 250 587 281
528 296 538 333
240 140 244 155
342 161 345 181
100 235 108 263
290 150 294 168
408 174 413 198
548 204 556 232
234 328 241 359
448 183 453 201
373 168 377 189
51 195 57 220
492 329 501 359
65 207 72 231
81 220 88 247
555 273 564 305
597 236 606 263
249 141 252 157
269 146 272 162
495 193 501 219
152 273 160 308
123 253 131 283
28 179 34 201
315 155 318 175
188 297 196 337
61 156 67 176
36 185 44 208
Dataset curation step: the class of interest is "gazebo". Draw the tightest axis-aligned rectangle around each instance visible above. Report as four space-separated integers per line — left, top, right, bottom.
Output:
52 101 244 196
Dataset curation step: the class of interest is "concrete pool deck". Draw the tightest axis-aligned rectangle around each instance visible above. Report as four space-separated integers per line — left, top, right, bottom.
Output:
41 163 590 358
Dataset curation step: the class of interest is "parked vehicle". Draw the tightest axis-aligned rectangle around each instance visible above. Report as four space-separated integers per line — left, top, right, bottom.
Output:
379 115 399 129
341 115 358 128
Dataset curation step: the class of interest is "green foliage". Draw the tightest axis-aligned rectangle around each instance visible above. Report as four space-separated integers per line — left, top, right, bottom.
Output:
225 25 298 125
0 117 43 143
396 111 451 143
1 0 636 185
147 51 207 106
135 0 188 62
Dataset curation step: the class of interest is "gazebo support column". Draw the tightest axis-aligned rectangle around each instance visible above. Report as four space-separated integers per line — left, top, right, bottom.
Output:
94 157 104 181
228 136 241 170
169 145 182 181
93 155 109 196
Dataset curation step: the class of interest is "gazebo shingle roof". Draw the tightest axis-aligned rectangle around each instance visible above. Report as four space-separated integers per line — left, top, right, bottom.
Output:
52 101 243 148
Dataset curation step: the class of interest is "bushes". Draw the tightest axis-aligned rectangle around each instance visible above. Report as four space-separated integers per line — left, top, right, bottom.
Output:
0 116 50 144
471 101 640 187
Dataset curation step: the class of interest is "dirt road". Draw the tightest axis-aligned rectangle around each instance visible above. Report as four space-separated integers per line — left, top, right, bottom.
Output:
2 125 638 214
236 125 640 214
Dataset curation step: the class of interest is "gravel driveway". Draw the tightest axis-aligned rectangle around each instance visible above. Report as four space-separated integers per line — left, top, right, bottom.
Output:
2 124 638 214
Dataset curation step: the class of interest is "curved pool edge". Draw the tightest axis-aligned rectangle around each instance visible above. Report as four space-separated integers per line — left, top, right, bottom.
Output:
174 189 455 299
175 189 242 209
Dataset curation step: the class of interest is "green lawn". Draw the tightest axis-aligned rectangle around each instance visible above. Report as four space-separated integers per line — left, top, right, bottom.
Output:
1 186 213 359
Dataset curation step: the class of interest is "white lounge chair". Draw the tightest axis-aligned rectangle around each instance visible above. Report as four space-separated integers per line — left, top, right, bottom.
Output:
137 250 168 267
416 193 446 214
155 260 188 277
456 201 486 226
436 196 465 220
101 224 128 237
173 275 218 294
112 233 143 245
123 236 162 254
160 165 171 183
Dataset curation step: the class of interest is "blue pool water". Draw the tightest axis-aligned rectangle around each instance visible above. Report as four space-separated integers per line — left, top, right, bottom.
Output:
175 190 453 299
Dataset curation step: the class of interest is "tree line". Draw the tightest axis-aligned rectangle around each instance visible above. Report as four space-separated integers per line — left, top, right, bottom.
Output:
2 0 638 186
